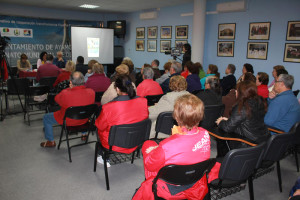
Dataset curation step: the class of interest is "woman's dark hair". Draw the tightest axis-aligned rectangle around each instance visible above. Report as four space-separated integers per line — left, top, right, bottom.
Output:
186 61 198 74
114 75 136 99
206 76 221 95
244 72 256 83
39 51 47 60
194 62 203 70
236 81 267 117
20 53 28 60
183 43 191 54
243 63 254 74
208 64 220 78
257 72 269 85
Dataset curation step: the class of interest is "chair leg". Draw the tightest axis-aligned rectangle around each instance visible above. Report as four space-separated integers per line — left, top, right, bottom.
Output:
57 127 64 150
276 161 282 192
65 131 72 162
28 112 30 126
103 151 110 190
94 142 98 172
294 147 299 172
131 151 135 164
248 176 254 200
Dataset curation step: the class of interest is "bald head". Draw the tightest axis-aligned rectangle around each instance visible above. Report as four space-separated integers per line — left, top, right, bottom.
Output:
70 72 85 86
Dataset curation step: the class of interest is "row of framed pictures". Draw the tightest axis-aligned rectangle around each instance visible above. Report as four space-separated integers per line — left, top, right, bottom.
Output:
218 21 300 41
217 41 300 63
136 40 188 52
136 25 188 39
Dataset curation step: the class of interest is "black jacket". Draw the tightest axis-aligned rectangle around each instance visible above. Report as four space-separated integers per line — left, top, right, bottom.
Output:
218 98 270 144
182 52 191 70
196 90 222 106
221 74 236 96
75 64 88 76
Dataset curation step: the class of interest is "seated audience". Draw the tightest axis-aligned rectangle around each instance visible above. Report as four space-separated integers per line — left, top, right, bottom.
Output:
268 68 288 92
135 63 151 87
133 94 220 200
37 51 47 68
40 72 95 147
101 64 136 105
264 74 300 133
155 62 171 84
53 60 75 87
181 61 193 79
151 59 161 80
186 62 202 93
256 72 269 98
200 64 220 89
53 51 66 68
121 58 136 83
196 76 222 106
237 63 254 83
95 75 148 165
216 81 270 156
17 53 31 72
36 54 61 82
220 64 236 96
136 67 163 97
85 63 110 92
268 65 285 90
148 75 189 138
160 61 182 93
84 59 98 82
196 62 206 79
75 56 88 75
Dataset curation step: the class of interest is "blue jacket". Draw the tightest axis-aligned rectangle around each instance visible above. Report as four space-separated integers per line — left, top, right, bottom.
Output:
264 90 300 133
186 74 202 93
160 72 181 94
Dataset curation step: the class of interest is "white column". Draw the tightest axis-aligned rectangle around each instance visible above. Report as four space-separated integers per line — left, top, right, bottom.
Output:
191 0 206 64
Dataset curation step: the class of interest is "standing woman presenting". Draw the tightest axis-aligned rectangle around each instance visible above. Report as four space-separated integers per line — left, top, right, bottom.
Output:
182 43 191 70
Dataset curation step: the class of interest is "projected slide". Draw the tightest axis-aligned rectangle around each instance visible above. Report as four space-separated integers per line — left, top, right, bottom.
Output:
87 37 100 57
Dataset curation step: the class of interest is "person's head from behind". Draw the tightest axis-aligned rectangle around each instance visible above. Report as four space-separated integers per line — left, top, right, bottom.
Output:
169 75 187 92
243 72 256 83
142 67 154 80
56 51 63 59
46 54 54 63
88 60 98 70
194 62 203 72
226 64 236 75
170 61 182 75
173 94 204 130
70 72 84 88
274 74 294 94
207 64 219 78
163 62 172 73
92 63 104 74
76 56 84 64
115 64 129 77
185 61 195 73
40 51 47 61
243 63 254 74
256 72 269 86
183 43 191 54
205 76 221 95
65 61 75 73
121 59 134 73
151 59 160 68
20 53 28 63
114 75 136 99
276 68 288 81
272 65 285 79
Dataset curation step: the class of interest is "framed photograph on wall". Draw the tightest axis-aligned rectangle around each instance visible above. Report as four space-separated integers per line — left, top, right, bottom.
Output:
147 40 157 52
218 23 236 40
284 43 300 63
175 25 188 39
175 40 188 53
136 40 145 51
160 40 171 53
247 42 268 60
249 22 271 40
217 41 234 57
286 21 300 41
136 27 145 39
147 26 158 39
160 26 172 39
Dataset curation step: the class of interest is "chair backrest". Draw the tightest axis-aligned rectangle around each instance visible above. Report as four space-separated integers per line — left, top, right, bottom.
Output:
108 119 151 149
39 77 57 89
293 90 299 97
262 132 294 162
28 85 50 96
290 121 300 145
64 104 98 121
95 91 104 103
191 89 203 95
200 104 225 131
155 111 176 136
145 94 164 106
218 142 265 182
7 78 29 95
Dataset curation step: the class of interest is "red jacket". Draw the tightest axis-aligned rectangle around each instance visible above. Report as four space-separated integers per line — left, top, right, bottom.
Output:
36 62 61 82
257 84 269 98
95 96 149 153
53 71 71 87
181 70 189 79
54 86 95 125
137 79 163 97
84 73 110 92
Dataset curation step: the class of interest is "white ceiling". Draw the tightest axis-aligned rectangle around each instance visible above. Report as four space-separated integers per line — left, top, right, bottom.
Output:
1 0 194 13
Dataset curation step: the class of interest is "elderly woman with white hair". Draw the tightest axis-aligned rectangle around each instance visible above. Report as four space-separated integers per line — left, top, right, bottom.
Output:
136 67 163 97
